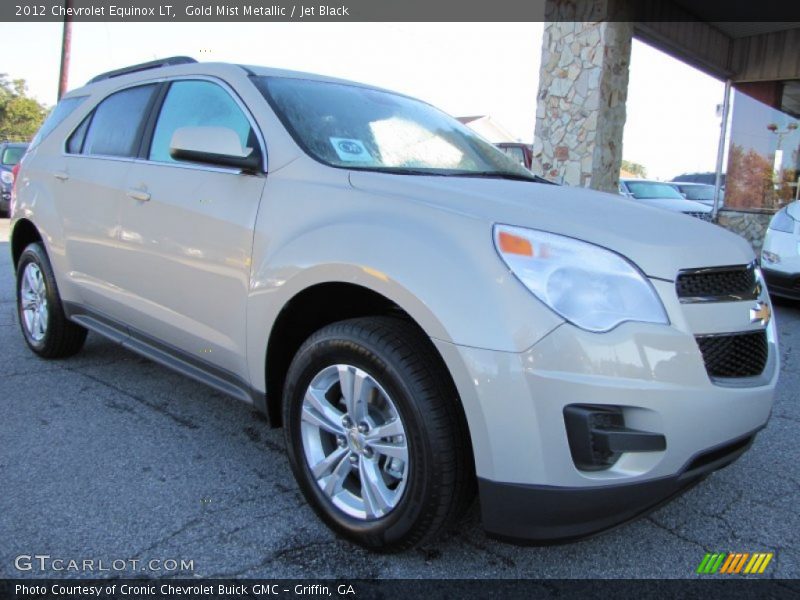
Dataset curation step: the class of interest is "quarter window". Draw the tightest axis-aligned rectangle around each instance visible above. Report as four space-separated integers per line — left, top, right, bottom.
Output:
29 95 86 150
148 80 256 164
80 84 157 157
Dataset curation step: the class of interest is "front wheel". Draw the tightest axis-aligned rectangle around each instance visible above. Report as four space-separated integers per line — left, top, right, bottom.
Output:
283 317 474 551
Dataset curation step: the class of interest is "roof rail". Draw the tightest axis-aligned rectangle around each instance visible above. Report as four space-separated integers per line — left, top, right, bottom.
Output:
88 56 197 84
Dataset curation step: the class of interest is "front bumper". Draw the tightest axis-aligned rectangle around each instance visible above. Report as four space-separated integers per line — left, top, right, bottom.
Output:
763 267 800 300
479 429 757 543
433 311 777 542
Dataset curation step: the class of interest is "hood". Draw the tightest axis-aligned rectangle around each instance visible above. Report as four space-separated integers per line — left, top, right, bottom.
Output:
787 200 800 220
630 196 712 213
349 171 753 281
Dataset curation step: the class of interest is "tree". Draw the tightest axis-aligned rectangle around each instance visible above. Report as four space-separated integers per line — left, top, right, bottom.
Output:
620 159 647 178
0 75 47 141
725 143 775 209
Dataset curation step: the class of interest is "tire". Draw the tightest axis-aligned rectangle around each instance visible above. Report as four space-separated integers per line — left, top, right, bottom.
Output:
16 242 87 358
283 316 474 551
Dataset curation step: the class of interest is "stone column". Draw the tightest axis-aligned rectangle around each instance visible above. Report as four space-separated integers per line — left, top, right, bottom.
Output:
532 17 633 193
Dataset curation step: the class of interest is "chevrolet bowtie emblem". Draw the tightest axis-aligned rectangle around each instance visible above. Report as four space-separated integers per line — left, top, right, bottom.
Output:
750 301 771 326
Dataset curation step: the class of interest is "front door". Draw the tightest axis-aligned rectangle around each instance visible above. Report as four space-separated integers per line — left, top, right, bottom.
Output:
114 79 266 380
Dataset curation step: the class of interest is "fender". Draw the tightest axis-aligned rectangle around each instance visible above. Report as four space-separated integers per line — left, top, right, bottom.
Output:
245 172 565 392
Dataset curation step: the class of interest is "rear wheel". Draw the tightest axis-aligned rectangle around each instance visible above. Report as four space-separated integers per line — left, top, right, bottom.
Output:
283 317 473 551
16 243 87 358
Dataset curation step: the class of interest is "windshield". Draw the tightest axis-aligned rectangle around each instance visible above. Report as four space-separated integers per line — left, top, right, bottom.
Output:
1 146 26 165
625 181 684 200
679 185 715 201
256 76 536 180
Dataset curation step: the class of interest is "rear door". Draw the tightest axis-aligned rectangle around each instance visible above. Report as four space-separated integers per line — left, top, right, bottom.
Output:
114 78 266 379
58 84 161 315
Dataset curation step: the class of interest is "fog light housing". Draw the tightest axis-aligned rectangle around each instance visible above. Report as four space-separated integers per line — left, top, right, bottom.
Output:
564 405 666 471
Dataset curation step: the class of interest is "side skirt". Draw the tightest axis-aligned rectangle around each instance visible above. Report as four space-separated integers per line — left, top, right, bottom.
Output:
63 302 268 415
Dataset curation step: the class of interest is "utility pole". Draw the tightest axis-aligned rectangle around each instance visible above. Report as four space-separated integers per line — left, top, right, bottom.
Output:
57 0 72 100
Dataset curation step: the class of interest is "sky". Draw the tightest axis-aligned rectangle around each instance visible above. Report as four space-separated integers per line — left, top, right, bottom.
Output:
0 21 726 180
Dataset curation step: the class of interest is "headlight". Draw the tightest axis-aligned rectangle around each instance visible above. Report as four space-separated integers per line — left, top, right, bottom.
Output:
0 171 13 185
493 224 668 332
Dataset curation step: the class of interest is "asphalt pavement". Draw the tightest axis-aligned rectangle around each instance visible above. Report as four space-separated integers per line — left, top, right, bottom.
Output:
1 217 798 579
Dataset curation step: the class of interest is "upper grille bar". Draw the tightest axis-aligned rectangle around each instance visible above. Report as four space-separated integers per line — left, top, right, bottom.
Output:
676 262 759 303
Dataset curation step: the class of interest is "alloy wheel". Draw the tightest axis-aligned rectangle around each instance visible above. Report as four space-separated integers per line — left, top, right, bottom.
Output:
20 262 49 342
300 364 409 520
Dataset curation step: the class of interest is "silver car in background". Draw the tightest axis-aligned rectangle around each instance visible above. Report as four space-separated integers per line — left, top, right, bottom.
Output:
620 178 713 221
669 181 724 209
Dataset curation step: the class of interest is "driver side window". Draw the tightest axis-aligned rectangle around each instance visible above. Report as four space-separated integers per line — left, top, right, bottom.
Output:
148 80 257 164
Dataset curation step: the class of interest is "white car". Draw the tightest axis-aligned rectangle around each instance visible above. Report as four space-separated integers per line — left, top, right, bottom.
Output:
620 178 713 221
762 201 800 300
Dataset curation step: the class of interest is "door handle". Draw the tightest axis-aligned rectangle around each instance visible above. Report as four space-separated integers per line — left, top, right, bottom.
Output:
53 171 69 181
126 189 151 202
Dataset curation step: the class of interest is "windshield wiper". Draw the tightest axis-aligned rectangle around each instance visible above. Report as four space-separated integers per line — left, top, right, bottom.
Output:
452 171 556 184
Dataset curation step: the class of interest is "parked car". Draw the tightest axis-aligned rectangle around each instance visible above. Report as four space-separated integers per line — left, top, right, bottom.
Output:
0 141 28 216
495 142 533 170
619 178 713 220
669 182 723 208
761 201 800 300
672 171 726 189
11 57 776 551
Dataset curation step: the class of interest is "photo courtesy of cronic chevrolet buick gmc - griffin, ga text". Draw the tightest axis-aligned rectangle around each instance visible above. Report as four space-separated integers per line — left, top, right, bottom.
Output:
9 57 778 551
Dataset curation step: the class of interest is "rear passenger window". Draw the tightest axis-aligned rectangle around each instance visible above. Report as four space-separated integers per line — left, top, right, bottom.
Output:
148 80 256 164
81 84 157 157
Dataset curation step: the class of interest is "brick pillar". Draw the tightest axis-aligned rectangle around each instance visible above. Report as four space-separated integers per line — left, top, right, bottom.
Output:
532 15 633 193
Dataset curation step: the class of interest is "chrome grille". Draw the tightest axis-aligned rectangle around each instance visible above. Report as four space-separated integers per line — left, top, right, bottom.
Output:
684 211 713 222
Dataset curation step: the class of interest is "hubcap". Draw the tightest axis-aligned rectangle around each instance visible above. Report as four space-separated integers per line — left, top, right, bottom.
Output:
300 364 409 520
20 263 48 342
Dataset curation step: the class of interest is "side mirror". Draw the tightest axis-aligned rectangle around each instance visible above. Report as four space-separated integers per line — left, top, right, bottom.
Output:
169 126 261 171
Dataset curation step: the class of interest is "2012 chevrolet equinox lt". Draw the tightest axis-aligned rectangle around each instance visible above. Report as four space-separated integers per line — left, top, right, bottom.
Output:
10 57 777 550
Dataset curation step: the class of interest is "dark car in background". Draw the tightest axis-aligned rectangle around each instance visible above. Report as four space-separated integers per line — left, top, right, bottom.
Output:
672 171 726 188
495 142 533 170
0 141 28 216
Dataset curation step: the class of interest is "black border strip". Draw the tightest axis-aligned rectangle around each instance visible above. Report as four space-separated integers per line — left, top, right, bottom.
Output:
3 0 800 23
1 578 798 600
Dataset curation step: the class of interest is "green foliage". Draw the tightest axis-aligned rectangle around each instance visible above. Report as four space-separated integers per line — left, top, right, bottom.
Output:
0 75 47 141
621 159 648 178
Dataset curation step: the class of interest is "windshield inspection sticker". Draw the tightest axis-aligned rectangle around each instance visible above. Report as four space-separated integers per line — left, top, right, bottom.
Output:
330 137 373 162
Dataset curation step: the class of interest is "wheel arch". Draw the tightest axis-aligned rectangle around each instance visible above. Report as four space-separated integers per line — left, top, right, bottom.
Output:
263 281 461 433
10 218 44 270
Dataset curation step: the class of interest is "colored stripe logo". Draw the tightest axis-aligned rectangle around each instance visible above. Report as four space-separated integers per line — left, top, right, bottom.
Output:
697 552 773 574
